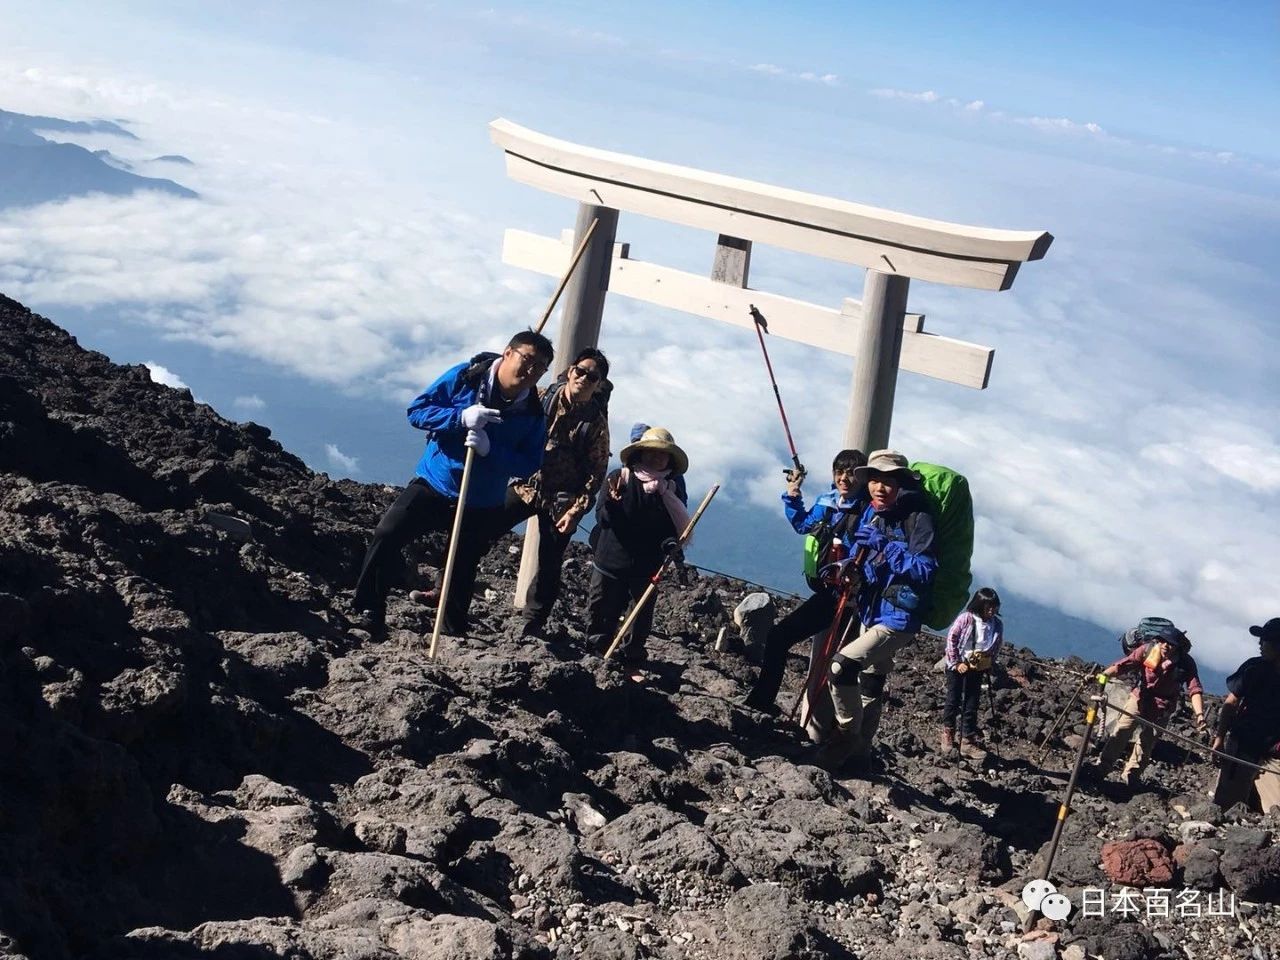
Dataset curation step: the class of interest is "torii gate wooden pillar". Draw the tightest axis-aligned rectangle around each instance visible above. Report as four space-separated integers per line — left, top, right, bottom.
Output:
489 119 1052 608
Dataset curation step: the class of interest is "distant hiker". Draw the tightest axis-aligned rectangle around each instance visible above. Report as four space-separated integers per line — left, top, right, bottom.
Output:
743 449 868 713
587 427 690 679
941 587 1003 758
412 348 611 638
1095 621 1205 787
1211 619 1280 813
819 450 937 772
351 331 552 637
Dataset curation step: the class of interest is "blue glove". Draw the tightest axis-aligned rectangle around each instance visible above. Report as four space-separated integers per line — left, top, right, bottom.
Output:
854 525 889 552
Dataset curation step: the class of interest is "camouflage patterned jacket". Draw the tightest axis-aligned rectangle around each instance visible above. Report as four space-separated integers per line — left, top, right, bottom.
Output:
512 380 610 524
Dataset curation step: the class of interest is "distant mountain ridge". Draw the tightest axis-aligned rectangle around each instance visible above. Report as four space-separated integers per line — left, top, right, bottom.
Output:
0 107 196 209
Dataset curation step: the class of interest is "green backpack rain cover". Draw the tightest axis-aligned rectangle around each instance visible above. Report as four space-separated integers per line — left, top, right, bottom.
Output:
910 462 975 630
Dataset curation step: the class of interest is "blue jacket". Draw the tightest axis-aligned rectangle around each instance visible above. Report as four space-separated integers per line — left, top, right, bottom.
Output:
852 491 938 632
406 355 547 508
782 486 867 535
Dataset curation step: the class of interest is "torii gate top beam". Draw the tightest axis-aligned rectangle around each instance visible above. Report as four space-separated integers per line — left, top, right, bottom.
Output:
490 119 1053 292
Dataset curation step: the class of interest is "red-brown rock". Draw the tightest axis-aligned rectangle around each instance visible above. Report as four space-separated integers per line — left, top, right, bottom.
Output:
1101 838 1175 886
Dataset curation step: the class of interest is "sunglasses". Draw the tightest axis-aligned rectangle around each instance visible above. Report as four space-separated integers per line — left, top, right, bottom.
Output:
570 364 601 384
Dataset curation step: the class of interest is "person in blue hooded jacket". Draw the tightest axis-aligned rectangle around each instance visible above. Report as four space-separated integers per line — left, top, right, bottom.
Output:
820 449 937 772
742 449 868 714
352 331 552 636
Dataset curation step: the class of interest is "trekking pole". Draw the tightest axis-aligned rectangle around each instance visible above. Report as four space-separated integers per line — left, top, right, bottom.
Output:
1025 675 1107 932
431 218 600 658
603 484 720 661
748 305 805 484
535 218 599 335
1036 664 1100 766
789 549 868 722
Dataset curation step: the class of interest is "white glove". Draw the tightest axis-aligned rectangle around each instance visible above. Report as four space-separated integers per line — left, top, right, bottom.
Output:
461 404 502 430
465 428 491 457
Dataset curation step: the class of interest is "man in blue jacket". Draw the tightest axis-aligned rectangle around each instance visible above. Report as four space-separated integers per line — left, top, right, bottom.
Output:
822 449 937 771
352 331 553 636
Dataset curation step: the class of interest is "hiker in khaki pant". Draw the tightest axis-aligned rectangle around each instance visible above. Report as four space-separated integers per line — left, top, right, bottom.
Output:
1211 619 1280 813
1097 622 1205 787
818 451 937 773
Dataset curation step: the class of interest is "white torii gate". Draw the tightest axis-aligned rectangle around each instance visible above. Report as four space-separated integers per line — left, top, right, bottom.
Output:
488 118 1052 608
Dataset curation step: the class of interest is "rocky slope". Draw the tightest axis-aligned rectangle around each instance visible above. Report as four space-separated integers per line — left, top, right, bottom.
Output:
1 293 1277 960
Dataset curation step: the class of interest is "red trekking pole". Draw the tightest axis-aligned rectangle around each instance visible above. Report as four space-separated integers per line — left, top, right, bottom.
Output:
749 305 805 485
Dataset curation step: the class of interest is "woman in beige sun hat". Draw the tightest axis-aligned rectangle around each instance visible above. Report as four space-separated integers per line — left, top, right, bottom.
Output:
586 427 691 677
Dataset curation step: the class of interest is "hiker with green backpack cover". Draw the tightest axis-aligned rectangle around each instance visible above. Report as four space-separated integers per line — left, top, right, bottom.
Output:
817 450 939 772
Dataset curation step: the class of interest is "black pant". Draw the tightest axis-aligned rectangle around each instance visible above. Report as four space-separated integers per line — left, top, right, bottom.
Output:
586 567 657 663
749 590 841 706
492 489 573 623
943 668 984 739
352 478 503 634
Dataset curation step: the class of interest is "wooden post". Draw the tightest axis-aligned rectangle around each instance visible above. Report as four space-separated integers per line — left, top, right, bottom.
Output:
712 235 751 286
514 203 619 610
844 269 910 453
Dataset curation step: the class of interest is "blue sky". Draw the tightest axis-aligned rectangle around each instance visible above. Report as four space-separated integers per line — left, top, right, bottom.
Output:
1 0 1277 679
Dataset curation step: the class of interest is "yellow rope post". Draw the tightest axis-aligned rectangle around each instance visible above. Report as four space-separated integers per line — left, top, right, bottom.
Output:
603 484 720 662
1024 676 1106 932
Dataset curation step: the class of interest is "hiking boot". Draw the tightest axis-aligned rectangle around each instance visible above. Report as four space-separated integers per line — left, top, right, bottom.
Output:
742 688 780 717
940 727 956 753
520 617 547 639
409 588 441 608
816 725 860 772
347 608 387 641
959 739 987 761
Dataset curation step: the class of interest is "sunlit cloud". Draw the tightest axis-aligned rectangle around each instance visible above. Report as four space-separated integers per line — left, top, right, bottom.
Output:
325 443 359 474
143 360 187 390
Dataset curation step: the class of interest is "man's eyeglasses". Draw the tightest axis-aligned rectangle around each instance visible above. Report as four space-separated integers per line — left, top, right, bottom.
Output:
510 349 549 376
570 364 602 384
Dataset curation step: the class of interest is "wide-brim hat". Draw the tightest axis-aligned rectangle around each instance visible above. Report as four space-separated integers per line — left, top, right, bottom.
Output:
620 426 689 476
1250 618 1280 643
852 449 919 485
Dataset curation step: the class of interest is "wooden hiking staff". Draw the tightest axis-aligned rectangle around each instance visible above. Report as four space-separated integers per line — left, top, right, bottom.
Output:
429 448 476 659
603 483 720 662
535 217 598 335
429 218 599 658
